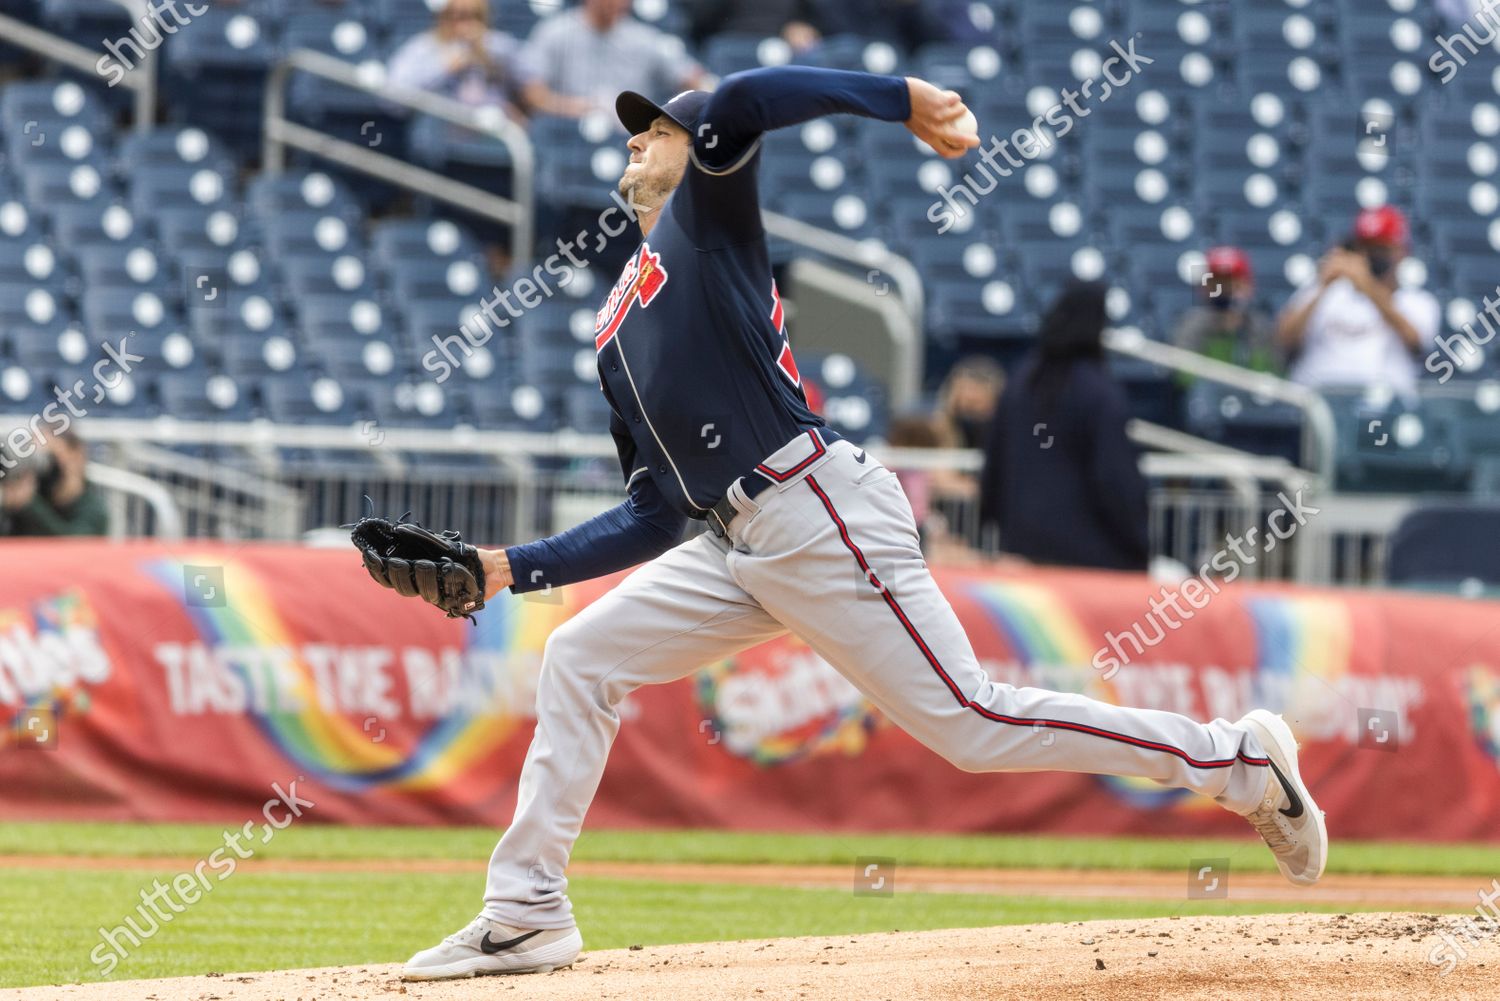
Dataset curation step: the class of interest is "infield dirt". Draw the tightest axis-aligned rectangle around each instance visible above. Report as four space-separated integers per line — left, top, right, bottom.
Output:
3 912 1494 1001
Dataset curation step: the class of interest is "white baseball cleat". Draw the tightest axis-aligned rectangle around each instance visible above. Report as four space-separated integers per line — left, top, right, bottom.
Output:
402 915 582 981
1237 709 1328 887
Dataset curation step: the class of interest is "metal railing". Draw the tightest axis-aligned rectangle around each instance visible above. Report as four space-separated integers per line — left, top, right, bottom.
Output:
0 0 157 131
75 433 303 540
86 461 183 539
263 47 536 264
1104 328 1339 482
55 418 1405 585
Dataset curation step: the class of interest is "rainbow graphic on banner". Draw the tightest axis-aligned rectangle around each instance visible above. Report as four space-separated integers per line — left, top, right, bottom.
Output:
966 581 1354 810
144 556 554 792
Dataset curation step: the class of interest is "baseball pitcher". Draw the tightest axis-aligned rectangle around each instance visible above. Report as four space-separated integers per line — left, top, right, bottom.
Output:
354 66 1328 981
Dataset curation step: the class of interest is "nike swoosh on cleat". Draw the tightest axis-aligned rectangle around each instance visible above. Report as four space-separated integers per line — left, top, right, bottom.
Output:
1267 760 1304 819
480 929 544 955
854 450 867 463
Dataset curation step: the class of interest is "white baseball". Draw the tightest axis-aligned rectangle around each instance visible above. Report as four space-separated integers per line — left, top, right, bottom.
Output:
945 106 979 151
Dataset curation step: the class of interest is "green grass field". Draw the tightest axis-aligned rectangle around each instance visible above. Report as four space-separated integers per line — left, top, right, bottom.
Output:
3 822 1497 989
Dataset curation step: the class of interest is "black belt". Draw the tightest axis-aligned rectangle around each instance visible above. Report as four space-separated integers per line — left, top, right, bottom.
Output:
706 427 842 542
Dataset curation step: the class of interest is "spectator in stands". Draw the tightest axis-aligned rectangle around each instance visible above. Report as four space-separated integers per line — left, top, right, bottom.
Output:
922 356 1003 541
682 0 825 52
387 0 533 117
1172 246 1281 374
1277 206 1440 401
521 0 709 119
937 355 1005 451
978 281 1150 572
0 429 108 537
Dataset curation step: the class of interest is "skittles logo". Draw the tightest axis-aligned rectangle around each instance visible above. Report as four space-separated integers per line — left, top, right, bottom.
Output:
695 635 883 767
0 587 109 748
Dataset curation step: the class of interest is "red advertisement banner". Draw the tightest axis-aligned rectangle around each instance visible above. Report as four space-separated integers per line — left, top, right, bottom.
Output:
1 540 1496 840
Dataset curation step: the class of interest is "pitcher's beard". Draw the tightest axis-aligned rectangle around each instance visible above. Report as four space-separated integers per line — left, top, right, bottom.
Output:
618 177 666 217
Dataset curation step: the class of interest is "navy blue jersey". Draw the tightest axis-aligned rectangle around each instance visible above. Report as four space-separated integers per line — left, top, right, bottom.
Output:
508 67 910 593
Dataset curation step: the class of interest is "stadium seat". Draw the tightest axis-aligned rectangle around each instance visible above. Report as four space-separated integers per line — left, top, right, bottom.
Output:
1388 503 1500 588
281 251 378 301
0 237 66 293
247 170 364 221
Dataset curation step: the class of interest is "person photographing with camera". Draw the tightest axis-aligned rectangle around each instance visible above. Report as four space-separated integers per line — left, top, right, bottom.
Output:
0 428 108 537
1276 205 1439 401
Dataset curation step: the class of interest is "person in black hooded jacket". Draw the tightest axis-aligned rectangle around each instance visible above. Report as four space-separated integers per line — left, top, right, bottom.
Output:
978 281 1150 571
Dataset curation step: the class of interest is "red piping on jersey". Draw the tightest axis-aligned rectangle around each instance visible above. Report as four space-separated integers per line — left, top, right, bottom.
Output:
803 474 1271 771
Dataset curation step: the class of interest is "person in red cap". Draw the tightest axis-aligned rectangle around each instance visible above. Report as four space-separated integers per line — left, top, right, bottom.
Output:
1276 205 1439 399
1172 245 1280 374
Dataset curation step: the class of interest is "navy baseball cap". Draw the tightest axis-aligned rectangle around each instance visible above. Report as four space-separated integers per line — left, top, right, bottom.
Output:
616 89 710 135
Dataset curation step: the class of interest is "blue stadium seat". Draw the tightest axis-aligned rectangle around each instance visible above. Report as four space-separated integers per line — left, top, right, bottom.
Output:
307 337 405 383
18 161 114 211
387 256 489 304
219 330 302 377
247 170 363 221
1388 504 1500 587
466 381 558 432
1183 382 1304 464
81 287 179 338
128 163 235 216
703 34 787 77
0 282 70 331
157 371 254 421
74 242 171 291
0 237 66 292
281 251 378 301
116 126 237 173
298 293 399 346
155 205 246 257
371 217 483 268
1325 390 1471 493
0 79 110 135
164 6 280 155
261 373 361 424
8 323 92 371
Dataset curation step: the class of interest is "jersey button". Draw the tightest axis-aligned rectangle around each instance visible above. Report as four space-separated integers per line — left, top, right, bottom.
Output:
657 465 667 474
610 363 619 372
633 414 642 423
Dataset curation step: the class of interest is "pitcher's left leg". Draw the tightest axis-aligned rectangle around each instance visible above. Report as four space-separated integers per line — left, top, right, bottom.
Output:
728 452 1268 814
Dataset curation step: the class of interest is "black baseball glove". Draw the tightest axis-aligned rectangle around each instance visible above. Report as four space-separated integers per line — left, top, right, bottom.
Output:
348 510 486 623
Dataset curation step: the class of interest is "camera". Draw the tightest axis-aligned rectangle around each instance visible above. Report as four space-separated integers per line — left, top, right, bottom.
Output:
1342 239 1395 279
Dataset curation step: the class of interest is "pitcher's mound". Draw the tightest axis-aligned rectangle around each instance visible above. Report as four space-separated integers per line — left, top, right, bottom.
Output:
6 913 1493 1000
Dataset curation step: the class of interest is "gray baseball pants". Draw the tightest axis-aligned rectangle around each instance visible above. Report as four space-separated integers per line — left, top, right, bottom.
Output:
483 435 1270 929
